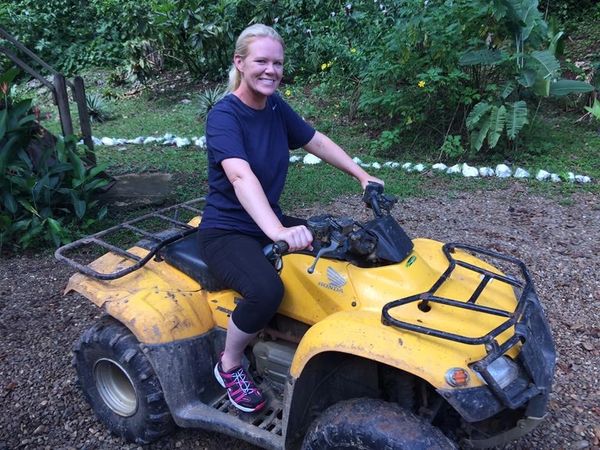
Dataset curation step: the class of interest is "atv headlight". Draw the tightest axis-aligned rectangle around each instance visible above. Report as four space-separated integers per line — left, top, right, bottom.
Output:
482 356 520 389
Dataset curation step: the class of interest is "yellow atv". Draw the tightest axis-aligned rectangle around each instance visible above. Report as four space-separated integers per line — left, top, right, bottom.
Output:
55 183 555 449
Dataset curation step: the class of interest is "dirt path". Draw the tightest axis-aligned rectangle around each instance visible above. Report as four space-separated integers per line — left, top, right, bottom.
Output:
1 184 599 449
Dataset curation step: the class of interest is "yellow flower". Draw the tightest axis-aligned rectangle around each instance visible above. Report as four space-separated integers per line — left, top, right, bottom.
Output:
350 48 357 53
418 80 426 88
285 89 292 97
327 61 333 68
321 63 328 71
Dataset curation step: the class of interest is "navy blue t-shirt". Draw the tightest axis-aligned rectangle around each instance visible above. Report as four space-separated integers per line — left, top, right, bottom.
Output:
200 93 316 235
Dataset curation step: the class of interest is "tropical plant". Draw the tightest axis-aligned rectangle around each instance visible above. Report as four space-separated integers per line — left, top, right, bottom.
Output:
461 0 594 151
1 68 109 250
85 93 112 123
197 85 227 121
584 98 600 121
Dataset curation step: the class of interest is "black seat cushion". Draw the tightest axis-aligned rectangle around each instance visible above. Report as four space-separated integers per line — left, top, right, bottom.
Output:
160 231 226 292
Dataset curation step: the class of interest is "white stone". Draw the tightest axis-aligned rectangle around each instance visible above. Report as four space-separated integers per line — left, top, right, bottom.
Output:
514 167 530 178
536 170 550 181
352 157 363 164
115 138 128 145
550 173 561 182
575 175 591 183
446 164 462 174
567 172 575 182
143 137 159 145
77 139 84 146
289 155 302 163
479 167 494 177
432 163 447 171
495 164 512 178
101 137 115 146
372 162 382 169
195 136 207 148
383 161 400 168
462 163 479 177
360 162 372 168
92 136 103 146
163 138 175 146
402 162 413 171
413 163 425 172
175 137 191 148
303 153 322 165
163 133 174 140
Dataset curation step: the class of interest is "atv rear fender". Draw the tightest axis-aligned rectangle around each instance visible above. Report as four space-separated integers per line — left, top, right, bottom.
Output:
64 246 215 344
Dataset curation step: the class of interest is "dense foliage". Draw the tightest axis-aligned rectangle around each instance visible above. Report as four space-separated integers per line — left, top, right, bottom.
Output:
1 0 597 157
0 68 109 250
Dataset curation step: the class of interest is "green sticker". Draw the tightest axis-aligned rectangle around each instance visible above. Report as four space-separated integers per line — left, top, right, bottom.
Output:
406 255 417 267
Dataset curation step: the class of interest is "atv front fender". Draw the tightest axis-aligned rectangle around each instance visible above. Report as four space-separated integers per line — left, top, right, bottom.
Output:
289 310 486 389
65 247 215 344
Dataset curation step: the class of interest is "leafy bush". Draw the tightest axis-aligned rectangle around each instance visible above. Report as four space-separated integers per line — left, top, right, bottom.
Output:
2 0 151 74
461 0 593 152
1 68 109 250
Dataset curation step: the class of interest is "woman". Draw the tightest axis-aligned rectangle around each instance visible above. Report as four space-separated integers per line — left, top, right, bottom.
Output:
198 24 383 413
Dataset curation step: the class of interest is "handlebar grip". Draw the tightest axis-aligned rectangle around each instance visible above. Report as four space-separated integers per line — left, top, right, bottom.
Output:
263 240 289 259
273 240 289 254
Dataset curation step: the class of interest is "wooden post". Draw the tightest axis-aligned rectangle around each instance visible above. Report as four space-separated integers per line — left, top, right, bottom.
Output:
72 76 96 164
53 74 74 138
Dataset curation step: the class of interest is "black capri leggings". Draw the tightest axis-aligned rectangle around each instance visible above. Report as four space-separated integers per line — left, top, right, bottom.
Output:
197 216 305 334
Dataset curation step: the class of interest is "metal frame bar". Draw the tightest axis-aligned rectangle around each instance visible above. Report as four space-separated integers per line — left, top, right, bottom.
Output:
55 198 205 280
382 243 532 346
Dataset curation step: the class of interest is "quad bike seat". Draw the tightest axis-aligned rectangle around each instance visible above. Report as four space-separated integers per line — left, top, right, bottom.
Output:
160 231 226 292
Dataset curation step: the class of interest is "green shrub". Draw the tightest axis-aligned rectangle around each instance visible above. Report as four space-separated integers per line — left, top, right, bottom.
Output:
0 68 109 250
2 0 151 74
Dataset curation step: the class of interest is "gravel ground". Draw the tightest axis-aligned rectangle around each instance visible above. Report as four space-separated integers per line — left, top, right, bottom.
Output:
1 183 599 450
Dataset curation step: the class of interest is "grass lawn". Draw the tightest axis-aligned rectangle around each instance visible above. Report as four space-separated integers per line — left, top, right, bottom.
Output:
30 51 599 214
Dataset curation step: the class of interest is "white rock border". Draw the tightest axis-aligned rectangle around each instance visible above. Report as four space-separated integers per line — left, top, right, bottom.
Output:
82 135 593 184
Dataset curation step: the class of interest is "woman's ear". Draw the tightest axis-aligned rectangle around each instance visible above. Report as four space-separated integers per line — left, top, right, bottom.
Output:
233 54 244 72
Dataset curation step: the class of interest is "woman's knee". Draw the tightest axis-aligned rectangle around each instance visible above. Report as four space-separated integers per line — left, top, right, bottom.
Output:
248 274 284 311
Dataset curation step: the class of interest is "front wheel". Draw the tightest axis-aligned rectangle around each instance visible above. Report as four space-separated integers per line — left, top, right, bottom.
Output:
302 398 457 450
73 316 175 444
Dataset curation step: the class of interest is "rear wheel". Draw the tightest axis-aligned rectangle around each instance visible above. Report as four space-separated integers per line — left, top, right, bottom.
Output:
73 316 175 444
302 398 457 450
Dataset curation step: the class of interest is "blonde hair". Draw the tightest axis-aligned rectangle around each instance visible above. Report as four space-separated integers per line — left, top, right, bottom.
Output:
227 24 285 92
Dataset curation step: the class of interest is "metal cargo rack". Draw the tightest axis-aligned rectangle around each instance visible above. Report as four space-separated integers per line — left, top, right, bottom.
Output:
381 243 531 349
55 198 205 281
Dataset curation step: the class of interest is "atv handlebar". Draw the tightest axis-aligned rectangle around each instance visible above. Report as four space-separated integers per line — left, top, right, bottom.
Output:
363 182 397 217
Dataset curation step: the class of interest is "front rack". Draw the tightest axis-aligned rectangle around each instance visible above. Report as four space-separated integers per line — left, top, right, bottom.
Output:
55 198 205 280
382 243 532 351
382 243 546 408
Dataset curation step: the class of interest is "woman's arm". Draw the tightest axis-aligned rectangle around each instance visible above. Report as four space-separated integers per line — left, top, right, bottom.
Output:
303 131 384 189
221 157 312 251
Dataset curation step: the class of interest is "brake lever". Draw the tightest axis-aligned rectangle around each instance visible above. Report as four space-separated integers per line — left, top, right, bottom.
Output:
307 239 340 274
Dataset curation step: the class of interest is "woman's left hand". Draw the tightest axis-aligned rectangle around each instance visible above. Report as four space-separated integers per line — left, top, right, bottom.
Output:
360 175 385 190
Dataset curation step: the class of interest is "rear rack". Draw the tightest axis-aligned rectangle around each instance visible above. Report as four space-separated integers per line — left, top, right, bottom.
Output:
55 198 205 280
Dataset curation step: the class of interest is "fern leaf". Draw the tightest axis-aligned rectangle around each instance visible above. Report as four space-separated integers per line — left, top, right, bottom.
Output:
506 101 529 140
487 105 507 148
466 102 491 130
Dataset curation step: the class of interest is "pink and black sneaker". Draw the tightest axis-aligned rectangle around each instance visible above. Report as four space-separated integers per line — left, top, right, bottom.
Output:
214 359 266 413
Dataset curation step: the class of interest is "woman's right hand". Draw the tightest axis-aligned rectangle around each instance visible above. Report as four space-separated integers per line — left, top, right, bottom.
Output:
272 225 313 252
